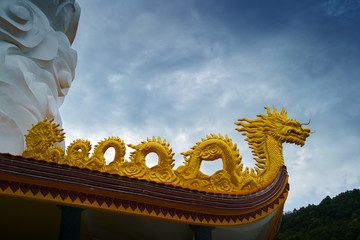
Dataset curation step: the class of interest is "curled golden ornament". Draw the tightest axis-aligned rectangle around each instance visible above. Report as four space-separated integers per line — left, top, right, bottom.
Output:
48 145 65 162
200 144 222 159
186 178 211 190
119 162 147 178
214 178 234 192
176 165 198 180
210 170 234 192
149 166 178 184
64 139 91 166
25 134 42 148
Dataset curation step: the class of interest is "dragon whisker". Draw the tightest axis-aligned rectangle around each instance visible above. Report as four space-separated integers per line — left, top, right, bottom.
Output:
301 119 311 126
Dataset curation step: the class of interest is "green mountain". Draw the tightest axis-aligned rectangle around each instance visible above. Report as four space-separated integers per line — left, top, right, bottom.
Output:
275 189 360 240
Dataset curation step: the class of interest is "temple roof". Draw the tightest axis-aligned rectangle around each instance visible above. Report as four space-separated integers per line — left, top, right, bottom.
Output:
0 152 287 239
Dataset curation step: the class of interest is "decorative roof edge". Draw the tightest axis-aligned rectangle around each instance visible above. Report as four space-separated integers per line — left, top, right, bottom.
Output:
0 153 288 226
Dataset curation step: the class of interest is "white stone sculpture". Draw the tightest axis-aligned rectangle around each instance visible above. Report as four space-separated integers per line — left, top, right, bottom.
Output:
0 0 80 155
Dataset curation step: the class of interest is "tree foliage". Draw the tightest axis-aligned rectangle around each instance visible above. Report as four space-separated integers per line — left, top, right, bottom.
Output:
275 189 360 240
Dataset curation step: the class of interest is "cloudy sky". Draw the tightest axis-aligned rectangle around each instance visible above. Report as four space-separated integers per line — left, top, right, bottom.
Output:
60 0 360 212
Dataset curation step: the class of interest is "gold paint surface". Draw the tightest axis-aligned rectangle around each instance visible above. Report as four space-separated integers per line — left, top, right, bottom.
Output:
22 107 310 194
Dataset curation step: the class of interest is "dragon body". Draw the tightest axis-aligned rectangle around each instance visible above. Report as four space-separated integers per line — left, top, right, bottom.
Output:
22 107 310 193
176 107 310 191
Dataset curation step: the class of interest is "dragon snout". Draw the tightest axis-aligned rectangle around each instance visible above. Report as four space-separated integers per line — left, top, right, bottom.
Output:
302 127 310 137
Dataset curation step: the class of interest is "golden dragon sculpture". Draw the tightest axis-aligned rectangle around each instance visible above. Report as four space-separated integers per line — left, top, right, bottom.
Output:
22 107 310 194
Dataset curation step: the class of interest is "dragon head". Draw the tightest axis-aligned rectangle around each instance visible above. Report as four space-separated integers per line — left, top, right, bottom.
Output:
235 106 310 147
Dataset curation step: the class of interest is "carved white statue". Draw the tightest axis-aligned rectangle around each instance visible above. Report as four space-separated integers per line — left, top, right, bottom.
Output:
0 0 80 155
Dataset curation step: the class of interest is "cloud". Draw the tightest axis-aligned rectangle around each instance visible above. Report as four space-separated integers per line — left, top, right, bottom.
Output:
60 0 360 211
323 0 360 17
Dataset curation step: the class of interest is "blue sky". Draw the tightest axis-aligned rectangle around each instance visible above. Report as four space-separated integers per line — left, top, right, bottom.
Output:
61 0 360 211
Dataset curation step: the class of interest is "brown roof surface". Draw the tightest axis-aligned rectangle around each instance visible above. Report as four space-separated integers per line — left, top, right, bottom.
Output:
0 153 288 226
